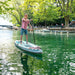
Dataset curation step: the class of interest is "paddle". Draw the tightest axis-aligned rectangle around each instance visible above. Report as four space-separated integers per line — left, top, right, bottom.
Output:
32 23 35 44
30 20 35 44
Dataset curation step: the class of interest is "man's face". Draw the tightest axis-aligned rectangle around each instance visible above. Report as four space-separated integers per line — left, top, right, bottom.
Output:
24 14 28 19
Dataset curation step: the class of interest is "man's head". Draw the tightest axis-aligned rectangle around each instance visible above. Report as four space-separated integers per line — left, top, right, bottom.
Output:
24 14 28 19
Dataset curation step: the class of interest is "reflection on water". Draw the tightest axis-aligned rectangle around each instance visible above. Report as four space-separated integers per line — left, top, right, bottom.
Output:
0 30 75 75
21 54 29 75
0 30 23 75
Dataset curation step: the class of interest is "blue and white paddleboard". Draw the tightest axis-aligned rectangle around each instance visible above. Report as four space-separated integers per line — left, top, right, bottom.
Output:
15 40 42 54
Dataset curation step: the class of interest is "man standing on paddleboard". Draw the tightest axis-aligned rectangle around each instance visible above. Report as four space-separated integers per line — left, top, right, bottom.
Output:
20 14 32 44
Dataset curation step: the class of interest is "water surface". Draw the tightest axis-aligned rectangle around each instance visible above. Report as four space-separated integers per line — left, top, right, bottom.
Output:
0 30 75 75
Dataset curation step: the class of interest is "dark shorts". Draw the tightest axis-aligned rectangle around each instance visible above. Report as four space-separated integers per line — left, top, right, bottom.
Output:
21 28 28 35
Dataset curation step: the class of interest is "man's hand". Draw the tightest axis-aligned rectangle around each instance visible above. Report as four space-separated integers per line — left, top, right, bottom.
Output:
30 19 33 21
22 18 25 21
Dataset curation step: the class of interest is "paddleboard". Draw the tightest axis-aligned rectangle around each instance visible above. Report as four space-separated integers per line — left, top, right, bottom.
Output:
15 40 42 54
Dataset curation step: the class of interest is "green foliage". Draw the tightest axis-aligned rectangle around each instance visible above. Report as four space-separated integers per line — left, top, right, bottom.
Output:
0 0 75 27
53 0 75 26
8 0 25 25
32 0 60 25
3 0 60 26
70 0 75 20
0 0 13 14
16 24 20 27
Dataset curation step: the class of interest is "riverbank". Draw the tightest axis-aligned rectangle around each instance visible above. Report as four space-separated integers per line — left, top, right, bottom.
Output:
1 26 75 32
31 27 75 31
12 27 75 34
49 27 75 31
33 27 75 34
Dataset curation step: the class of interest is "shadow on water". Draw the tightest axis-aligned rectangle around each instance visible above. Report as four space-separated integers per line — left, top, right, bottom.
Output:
20 54 29 75
21 51 42 60
20 51 42 75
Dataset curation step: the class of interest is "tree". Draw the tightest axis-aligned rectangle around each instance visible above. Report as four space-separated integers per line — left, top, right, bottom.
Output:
8 0 25 26
3 0 60 27
8 0 34 26
0 0 13 14
70 0 75 20
31 0 59 26
3 0 75 27
55 0 75 27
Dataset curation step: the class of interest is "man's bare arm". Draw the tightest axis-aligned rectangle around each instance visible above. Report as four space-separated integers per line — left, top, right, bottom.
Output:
29 23 32 29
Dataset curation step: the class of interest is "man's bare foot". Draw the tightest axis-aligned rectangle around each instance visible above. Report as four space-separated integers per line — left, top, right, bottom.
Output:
26 42 28 44
20 41 22 44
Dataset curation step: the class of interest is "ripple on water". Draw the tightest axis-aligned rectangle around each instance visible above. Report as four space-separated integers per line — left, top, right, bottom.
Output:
69 62 75 73
69 54 75 74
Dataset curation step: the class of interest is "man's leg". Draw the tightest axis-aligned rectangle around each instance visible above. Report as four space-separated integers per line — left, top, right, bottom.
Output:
20 28 23 43
25 29 28 44
20 35 23 43
26 34 28 44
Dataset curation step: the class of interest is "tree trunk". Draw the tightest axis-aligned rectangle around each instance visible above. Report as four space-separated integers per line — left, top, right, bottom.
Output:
64 16 69 27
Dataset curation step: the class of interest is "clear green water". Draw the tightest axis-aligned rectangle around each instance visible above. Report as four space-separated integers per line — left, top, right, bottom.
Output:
0 30 75 75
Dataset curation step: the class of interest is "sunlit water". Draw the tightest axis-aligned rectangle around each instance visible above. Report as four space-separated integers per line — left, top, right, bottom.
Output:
0 30 75 75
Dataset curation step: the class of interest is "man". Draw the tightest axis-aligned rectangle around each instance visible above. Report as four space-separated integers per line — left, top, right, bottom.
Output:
20 14 32 44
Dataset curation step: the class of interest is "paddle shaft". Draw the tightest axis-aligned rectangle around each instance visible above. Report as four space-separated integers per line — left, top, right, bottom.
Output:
31 21 35 44
32 24 35 44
